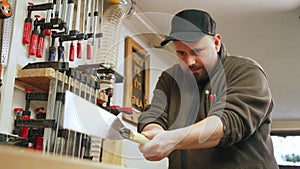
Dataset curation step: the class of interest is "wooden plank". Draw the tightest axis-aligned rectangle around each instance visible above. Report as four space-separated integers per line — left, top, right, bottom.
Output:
102 140 124 166
0 145 133 169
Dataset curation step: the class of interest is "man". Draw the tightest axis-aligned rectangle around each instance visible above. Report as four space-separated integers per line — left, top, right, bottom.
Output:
137 9 278 169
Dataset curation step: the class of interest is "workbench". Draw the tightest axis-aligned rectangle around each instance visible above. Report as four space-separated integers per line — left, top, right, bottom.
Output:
0 145 136 169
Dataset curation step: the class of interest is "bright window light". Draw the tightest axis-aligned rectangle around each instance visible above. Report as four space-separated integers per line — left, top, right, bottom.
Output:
272 135 300 166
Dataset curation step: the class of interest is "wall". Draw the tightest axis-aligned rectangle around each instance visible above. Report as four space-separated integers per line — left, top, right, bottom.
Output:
0 1 168 168
0 0 94 133
121 8 300 129
216 8 300 121
114 21 168 169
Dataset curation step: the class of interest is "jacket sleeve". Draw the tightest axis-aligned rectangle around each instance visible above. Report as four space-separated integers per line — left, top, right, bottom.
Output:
209 61 273 148
137 71 172 133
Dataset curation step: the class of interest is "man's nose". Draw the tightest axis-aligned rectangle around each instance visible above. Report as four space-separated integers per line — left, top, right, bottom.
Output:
183 54 196 66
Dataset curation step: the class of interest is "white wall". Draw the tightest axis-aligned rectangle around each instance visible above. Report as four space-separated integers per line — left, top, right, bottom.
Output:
0 1 168 168
114 21 169 169
216 8 300 120
123 8 300 121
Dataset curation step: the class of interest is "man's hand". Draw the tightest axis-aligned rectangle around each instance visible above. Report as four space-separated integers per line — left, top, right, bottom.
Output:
138 116 224 161
138 124 179 161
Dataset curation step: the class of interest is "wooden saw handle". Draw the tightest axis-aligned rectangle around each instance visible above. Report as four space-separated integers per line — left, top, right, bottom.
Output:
129 130 150 144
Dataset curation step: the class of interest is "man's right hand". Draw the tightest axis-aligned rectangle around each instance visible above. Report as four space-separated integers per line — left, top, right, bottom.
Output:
141 123 164 139
138 123 177 161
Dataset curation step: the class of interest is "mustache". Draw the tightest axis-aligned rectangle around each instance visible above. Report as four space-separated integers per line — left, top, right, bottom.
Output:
188 64 203 70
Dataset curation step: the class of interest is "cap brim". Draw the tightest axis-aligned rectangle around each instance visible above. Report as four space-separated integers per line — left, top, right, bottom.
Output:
160 31 205 46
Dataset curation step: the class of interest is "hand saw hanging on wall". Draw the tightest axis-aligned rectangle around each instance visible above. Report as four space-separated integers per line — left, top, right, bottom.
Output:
0 0 12 19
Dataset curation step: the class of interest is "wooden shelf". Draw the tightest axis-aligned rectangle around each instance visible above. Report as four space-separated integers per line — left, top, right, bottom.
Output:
16 68 107 101
16 68 59 92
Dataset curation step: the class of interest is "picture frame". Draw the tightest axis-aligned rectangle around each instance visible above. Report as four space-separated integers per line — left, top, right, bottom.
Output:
122 36 150 124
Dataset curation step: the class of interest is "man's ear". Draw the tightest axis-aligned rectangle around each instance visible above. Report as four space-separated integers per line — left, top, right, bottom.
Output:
214 34 221 52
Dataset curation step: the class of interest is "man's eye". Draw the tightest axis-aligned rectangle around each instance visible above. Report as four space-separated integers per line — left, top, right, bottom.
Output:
193 49 202 55
176 51 186 57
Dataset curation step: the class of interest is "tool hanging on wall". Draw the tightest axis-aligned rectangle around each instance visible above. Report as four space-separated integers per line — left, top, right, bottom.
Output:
36 18 46 58
28 15 43 56
22 2 54 45
46 19 67 61
34 107 46 151
1 0 15 68
68 0 81 59
0 0 12 19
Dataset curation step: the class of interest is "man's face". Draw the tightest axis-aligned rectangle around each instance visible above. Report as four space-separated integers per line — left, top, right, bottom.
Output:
173 34 221 83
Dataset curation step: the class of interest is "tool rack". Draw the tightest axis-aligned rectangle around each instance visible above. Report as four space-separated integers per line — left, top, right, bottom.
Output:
12 61 123 164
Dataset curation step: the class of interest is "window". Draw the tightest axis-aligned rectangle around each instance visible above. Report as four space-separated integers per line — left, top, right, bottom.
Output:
272 134 300 166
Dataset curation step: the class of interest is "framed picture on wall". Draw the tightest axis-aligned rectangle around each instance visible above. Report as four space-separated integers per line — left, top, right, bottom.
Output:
123 36 150 124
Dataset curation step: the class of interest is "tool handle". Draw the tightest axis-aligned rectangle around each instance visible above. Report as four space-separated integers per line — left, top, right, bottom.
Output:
48 46 56 61
69 42 75 61
86 43 92 60
36 35 45 58
58 46 65 61
28 33 38 56
22 19 32 44
77 41 82 58
44 29 51 36
130 130 150 144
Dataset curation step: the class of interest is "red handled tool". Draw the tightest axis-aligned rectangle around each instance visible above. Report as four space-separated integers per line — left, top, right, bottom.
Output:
77 41 82 58
36 18 46 58
20 110 31 138
22 2 54 44
12 108 24 136
28 15 40 56
34 107 46 151
86 42 92 60
22 2 34 44
69 42 75 61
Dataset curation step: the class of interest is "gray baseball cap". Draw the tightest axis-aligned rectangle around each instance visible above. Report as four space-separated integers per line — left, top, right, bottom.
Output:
161 9 216 46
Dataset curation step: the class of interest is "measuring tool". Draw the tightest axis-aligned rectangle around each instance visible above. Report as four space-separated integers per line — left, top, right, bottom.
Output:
1 0 15 67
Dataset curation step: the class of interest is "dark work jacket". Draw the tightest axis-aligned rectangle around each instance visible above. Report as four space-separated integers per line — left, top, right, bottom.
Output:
137 45 278 169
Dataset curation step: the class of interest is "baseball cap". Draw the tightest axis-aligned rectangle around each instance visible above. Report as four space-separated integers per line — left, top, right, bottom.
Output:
161 9 216 46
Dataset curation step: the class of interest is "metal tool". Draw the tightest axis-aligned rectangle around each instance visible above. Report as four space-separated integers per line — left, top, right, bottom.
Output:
22 2 54 45
1 0 15 67
63 90 149 144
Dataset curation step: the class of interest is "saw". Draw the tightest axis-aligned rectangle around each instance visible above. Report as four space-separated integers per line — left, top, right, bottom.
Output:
63 90 149 144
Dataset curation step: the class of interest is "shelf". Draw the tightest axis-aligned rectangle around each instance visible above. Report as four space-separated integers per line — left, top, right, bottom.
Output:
16 67 60 92
16 67 107 101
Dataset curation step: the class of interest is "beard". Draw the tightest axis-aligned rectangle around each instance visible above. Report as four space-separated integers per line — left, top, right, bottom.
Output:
180 63 210 86
193 69 210 86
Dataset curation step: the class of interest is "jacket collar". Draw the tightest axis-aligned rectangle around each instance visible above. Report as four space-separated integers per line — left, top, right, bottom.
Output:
209 43 227 77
